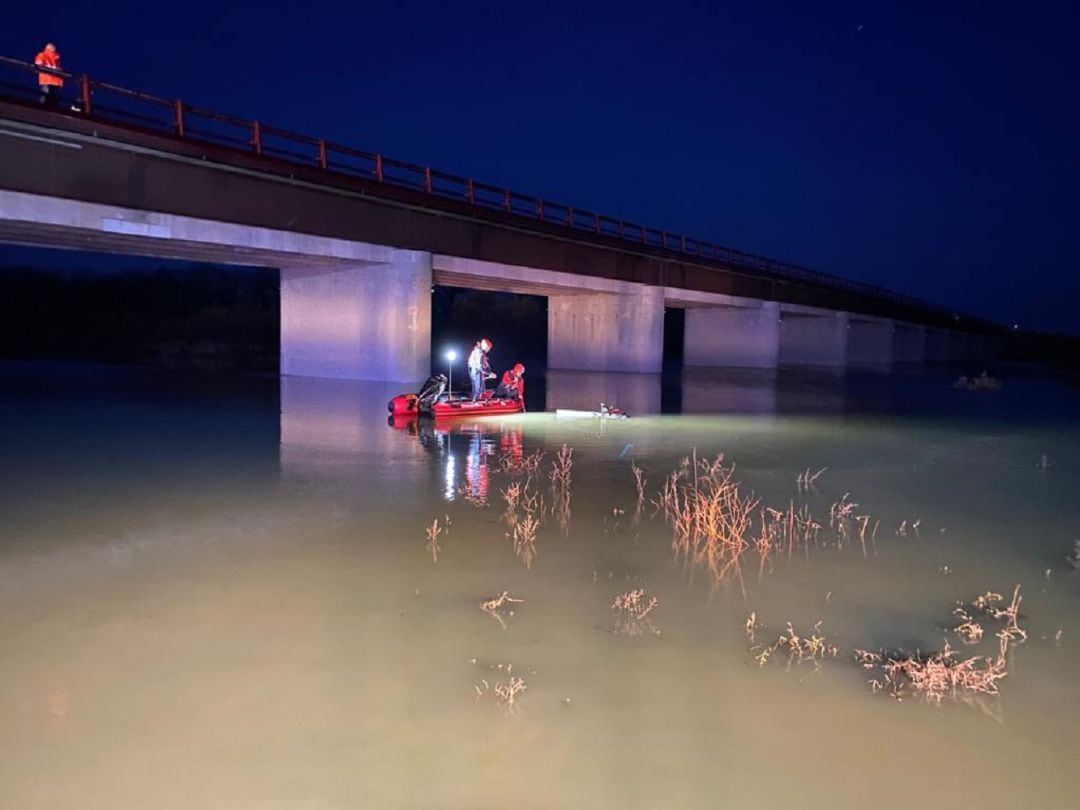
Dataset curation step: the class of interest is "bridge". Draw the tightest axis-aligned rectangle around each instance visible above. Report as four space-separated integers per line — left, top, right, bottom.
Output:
0 55 1002 382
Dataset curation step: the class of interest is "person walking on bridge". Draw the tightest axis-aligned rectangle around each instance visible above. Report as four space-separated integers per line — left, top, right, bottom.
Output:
34 43 63 107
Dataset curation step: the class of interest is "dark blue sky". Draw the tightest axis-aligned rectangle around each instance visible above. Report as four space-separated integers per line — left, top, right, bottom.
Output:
3 1 1077 333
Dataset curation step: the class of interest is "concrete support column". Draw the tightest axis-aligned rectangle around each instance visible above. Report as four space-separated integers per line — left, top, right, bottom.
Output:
847 318 895 367
280 249 432 382
971 334 1003 366
778 309 849 367
892 323 926 364
949 331 972 363
548 286 664 373
684 301 780 368
924 329 950 364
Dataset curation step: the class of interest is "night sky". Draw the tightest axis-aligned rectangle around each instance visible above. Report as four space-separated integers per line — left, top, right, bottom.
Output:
2 1 1077 333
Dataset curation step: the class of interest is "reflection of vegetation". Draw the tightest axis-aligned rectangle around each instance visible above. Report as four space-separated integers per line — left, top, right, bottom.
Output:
0 265 278 370
612 589 660 636
425 516 449 562
660 453 759 591
749 618 839 669
479 591 524 630
441 435 1043 719
952 371 1001 390
853 587 1025 716
549 445 573 534
472 661 529 715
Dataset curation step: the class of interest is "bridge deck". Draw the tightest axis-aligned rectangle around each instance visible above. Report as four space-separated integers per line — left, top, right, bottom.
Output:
0 54 996 334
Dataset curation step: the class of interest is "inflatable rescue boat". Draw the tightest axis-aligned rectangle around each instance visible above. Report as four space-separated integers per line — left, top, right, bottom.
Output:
388 374 524 420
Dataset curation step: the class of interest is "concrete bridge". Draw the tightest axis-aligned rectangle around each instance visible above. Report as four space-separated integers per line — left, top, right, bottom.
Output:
0 57 1002 382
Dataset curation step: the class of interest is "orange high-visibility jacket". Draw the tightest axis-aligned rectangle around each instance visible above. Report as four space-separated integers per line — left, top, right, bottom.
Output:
35 50 63 87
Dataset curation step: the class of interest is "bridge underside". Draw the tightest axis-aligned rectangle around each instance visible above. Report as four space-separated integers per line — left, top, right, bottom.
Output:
0 188 1000 381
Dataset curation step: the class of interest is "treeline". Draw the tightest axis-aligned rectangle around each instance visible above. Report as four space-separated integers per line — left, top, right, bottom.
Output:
0 265 279 371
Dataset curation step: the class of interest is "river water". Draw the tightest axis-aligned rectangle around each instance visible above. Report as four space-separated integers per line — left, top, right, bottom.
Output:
1 362 1078 809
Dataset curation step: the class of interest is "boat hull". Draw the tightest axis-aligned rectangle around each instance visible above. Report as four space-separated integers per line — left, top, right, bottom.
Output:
387 393 523 419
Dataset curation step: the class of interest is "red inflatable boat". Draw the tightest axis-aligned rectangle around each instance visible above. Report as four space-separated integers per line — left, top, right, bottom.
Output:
387 392 524 420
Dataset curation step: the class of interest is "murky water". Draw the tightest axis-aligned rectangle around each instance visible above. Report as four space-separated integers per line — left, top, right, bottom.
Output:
2 362 1079 809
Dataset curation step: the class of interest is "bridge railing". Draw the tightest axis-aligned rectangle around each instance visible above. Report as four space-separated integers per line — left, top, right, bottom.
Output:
0 54 973 322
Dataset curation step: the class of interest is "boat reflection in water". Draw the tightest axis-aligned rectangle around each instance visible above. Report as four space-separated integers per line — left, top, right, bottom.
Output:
388 411 526 506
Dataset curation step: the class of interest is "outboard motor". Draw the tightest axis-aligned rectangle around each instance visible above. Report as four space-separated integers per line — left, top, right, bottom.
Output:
416 374 448 412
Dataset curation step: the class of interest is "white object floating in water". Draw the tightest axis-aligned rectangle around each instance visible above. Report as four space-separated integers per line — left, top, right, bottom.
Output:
555 403 629 420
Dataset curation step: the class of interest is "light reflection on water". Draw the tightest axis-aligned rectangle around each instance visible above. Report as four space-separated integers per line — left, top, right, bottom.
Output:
2 362 1080 809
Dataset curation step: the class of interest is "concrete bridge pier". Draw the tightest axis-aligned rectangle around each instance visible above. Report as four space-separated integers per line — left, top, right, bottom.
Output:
779 306 849 367
548 286 664 373
924 328 950 364
892 323 926 364
682 300 780 368
847 317 895 368
970 334 1003 366
280 249 432 382
948 331 972 363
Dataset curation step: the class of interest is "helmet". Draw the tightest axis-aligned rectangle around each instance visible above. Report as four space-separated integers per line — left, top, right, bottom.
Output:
479 338 492 351
513 363 525 376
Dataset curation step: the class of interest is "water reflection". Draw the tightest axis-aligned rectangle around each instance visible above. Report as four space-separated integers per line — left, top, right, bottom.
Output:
545 369 662 414
387 413 526 506
6 362 1080 809
679 367 779 414
279 376 426 482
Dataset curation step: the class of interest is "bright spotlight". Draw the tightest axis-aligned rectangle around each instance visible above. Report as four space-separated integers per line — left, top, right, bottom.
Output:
444 349 457 395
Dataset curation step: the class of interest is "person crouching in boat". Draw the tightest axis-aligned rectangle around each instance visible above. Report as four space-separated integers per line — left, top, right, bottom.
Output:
494 363 526 406
467 338 494 401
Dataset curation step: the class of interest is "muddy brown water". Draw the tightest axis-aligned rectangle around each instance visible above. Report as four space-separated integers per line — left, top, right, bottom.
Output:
1 364 1078 809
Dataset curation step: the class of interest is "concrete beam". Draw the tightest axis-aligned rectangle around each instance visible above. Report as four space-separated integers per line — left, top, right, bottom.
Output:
548 285 664 373
683 301 780 368
434 254 639 298
847 317 895 368
778 307 848 367
0 189 392 269
280 250 431 382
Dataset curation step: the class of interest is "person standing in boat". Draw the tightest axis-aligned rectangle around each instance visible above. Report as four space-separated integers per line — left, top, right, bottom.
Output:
467 338 494 401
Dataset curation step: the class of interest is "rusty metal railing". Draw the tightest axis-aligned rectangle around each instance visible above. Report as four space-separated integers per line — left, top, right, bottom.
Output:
0 53 974 322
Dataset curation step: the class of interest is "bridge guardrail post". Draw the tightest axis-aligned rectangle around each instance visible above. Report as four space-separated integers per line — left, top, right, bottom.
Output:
251 121 262 154
173 100 185 137
375 154 384 182
79 75 92 116
317 139 328 169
